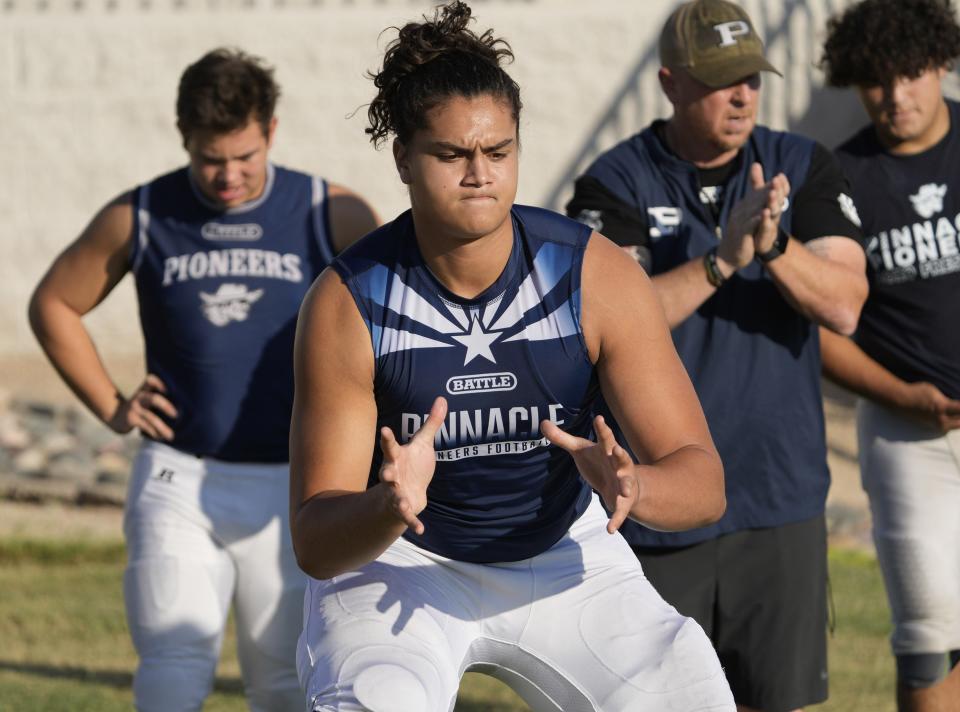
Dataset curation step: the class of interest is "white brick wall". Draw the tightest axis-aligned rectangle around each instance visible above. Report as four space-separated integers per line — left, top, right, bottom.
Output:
2 0 949 399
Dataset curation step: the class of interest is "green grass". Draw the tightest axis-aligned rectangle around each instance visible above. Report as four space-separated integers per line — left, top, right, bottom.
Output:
0 538 126 565
820 548 896 712
0 540 895 711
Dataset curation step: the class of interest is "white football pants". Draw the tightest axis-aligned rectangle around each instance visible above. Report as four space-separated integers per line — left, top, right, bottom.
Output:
124 440 305 711
298 496 735 712
858 399 960 655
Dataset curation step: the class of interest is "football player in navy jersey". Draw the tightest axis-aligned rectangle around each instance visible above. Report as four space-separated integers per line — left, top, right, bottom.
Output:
290 3 734 711
820 2 960 710
29 49 378 711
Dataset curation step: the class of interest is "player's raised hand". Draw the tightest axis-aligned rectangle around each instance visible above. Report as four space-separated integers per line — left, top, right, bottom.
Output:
542 415 640 534
378 396 448 535
107 373 178 441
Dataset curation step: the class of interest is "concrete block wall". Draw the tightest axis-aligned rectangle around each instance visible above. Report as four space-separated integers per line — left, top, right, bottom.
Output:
0 0 947 401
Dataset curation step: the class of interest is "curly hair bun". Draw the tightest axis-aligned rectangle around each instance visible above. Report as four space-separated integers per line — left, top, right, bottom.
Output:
420 0 474 47
365 1 522 147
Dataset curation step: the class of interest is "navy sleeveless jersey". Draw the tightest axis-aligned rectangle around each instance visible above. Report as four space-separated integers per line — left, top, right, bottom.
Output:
333 206 597 563
131 164 334 462
583 125 839 547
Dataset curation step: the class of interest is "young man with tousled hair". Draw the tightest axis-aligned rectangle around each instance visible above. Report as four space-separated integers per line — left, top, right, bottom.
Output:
820 2 960 710
567 1 868 710
29 48 378 711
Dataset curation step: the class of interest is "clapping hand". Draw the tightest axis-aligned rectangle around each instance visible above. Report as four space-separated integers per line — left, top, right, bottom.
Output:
721 162 791 266
749 162 791 254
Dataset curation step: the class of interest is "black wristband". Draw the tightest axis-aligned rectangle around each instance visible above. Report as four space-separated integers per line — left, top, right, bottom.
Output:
703 248 726 288
756 227 789 263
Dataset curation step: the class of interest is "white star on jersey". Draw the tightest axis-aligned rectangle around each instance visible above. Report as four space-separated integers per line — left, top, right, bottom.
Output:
452 318 502 365
365 246 580 362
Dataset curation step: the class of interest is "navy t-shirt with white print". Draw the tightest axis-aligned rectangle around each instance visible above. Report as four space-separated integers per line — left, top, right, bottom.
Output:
836 100 960 399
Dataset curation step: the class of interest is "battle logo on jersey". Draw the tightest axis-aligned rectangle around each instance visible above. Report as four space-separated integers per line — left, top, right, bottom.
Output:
446 372 517 395
200 222 264 241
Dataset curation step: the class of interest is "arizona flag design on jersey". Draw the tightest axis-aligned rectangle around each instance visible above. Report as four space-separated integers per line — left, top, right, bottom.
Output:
334 206 599 563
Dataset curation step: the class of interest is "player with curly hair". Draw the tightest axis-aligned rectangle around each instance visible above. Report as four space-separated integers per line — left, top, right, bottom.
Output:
289 2 736 710
820 2 960 710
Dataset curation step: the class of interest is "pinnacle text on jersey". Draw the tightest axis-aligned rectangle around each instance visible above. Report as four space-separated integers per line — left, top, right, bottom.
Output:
866 210 960 285
402 403 565 448
162 249 303 286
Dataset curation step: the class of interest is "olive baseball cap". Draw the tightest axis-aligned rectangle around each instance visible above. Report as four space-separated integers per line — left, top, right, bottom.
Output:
659 0 782 88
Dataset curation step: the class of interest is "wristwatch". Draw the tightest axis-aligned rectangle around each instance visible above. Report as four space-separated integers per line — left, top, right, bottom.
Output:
756 228 789 264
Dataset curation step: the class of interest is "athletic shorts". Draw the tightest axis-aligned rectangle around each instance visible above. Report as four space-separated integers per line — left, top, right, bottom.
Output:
633 515 828 711
298 495 736 712
857 399 960 656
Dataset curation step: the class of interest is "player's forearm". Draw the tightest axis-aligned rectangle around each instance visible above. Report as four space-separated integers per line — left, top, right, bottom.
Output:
291 485 409 580
28 293 125 424
764 239 867 334
630 444 725 531
820 327 913 409
651 256 731 329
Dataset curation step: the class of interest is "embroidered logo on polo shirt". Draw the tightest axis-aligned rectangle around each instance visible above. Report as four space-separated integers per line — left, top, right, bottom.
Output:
647 206 682 238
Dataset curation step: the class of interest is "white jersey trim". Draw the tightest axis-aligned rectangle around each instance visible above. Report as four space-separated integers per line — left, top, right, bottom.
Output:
132 183 151 274
186 162 277 215
311 175 334 264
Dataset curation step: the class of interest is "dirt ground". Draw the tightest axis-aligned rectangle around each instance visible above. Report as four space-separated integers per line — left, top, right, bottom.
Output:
0 500 124 540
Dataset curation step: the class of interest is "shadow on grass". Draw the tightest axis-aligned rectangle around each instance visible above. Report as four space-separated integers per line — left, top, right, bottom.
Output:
0 661 243 694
